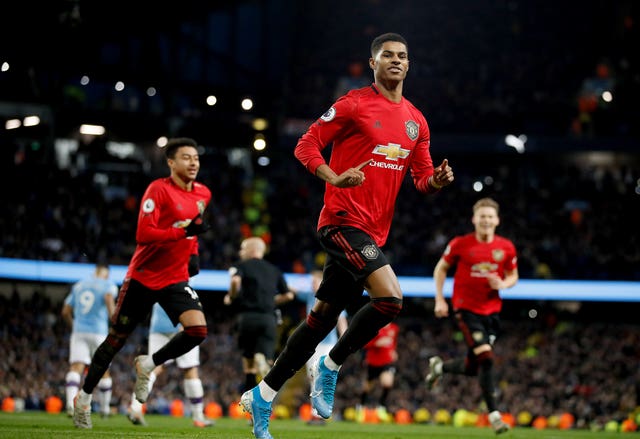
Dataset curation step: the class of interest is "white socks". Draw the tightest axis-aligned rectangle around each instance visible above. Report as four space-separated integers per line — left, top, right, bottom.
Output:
184 378 205 420
140 355 156 371
77 389 92 405
97 377 112 415
324 355 340 371
65 371 81 410
258 381 277 402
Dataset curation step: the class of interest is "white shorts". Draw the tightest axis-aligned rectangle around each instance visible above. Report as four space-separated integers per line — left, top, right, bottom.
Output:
149 332 200 369
69 332 107 365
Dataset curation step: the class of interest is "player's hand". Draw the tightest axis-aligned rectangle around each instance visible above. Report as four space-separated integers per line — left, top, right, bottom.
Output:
486 273 503 290
434 297 449 318
188 254 200 277
429 159 454 189
333 159 372 188
184 213 210 237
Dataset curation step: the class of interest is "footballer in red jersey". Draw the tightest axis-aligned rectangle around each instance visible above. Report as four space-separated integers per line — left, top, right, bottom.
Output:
73 138 211 429
427 198 518 435
241 33 454 439
359 322 399 419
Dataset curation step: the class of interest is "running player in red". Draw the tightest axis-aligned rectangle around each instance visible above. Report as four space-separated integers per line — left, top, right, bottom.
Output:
73 138 211 429
241 32 454 439
357 321 399 422
426 197 518 434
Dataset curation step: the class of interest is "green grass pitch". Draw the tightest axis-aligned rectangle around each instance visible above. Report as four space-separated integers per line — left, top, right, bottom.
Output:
0 412 625 438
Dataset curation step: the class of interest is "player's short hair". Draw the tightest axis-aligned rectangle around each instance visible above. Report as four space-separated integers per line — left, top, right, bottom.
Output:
473 197 500 215
164 137 197 159
95 264 110 278
370 33 408 58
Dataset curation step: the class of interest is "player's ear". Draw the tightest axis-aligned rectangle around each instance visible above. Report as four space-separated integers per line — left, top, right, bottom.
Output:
369 57 375 70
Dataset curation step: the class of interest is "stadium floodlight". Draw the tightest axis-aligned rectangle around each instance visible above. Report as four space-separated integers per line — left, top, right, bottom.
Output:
23 115 40 127
505 134 526 153
252 118 268 131
79 124 106 136
5 118 21 130
241 98 253 111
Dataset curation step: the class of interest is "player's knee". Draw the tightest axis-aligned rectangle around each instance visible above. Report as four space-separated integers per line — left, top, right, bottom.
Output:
105 333 127 352
476 350 494 369
307 310 336 334
464 357 479 376
371 297 402 319
184 325 208 344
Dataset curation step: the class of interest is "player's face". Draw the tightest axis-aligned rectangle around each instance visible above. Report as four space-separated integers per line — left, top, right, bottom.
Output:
472 206 500 237
169 146 200 182
370 41 409 82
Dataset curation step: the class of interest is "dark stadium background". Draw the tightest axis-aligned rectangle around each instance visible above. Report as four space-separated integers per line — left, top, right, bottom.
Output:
0 0 638 430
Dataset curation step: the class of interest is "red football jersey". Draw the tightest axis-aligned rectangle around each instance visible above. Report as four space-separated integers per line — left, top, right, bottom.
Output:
364 322 399 367
295 84 439 247
126 177 211 289
442 233 517 315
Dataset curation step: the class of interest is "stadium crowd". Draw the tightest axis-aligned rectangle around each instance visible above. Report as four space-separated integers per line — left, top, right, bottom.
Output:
285 0 638 139
0 288 638 429
3 144 639 282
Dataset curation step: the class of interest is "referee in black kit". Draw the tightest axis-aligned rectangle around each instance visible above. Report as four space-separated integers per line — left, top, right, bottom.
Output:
224 237 296 394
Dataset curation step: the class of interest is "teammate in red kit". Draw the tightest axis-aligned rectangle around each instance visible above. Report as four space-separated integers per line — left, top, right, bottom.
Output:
241 32 454 439
357 321 399 422
73 138 211 429
426 197 517 435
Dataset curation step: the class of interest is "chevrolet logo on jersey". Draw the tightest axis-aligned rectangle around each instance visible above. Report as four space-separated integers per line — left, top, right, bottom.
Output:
372 143 410 161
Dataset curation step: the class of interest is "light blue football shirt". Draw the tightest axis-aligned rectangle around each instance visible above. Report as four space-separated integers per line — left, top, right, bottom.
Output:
64 276 118 335
149 302 181 334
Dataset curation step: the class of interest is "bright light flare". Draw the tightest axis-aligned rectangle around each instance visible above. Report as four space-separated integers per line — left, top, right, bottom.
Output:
505 134 527 153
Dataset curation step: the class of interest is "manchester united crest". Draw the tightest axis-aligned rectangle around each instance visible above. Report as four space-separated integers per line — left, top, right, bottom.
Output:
361 244 379 260
405 120 419 141
492 249 505 262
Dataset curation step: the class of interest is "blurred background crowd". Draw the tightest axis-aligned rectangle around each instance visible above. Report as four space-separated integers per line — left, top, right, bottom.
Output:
0 0 639 430
1 289 638 428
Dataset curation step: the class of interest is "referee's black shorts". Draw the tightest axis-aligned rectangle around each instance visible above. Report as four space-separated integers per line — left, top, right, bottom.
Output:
237 311 277 359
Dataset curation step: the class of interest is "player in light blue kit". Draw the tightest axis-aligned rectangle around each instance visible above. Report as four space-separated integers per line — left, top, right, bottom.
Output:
302 270 348 425
127 302 213 427
62 264 117 417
